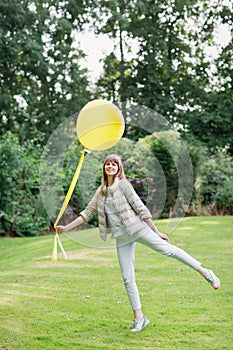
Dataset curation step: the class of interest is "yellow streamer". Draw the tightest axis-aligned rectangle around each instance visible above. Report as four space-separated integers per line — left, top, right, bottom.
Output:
52 149 87 262
52 233 58 262
54 150 86 228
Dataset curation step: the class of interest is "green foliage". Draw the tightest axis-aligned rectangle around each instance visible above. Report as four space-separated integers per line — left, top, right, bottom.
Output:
94 52 122 102
92 0 233 154
0 132 48 236
198 152 233 214
185 90 233 155
215 178 233 213
0 1 90 141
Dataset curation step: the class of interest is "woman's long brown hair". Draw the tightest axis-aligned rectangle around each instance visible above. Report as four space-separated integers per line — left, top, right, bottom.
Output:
100 154 126 195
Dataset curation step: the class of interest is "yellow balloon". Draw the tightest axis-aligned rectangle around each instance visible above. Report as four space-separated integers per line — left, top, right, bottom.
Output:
76 99 125 151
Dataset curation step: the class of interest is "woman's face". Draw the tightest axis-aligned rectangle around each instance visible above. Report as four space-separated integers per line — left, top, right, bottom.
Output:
104 160 119 177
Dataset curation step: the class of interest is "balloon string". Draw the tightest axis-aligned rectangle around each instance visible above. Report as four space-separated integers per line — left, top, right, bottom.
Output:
57 234 68 260
51 233 58 262
51 233 68 262
54 149 87 229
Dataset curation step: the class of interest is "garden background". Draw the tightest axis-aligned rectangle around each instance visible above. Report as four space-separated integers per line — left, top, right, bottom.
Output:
0 2 233 349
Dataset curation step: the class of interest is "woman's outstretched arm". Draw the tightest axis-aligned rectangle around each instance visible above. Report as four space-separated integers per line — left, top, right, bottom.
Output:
56 215 85 233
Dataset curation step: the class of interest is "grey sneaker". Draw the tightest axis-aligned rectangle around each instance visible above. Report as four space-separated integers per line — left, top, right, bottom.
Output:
130 316 150 333
205 269 220 290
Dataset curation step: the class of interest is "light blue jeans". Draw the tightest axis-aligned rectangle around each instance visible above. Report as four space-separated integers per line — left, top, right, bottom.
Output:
116 228 201 311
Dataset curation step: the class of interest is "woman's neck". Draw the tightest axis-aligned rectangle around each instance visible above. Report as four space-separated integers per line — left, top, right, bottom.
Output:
107 176 114 187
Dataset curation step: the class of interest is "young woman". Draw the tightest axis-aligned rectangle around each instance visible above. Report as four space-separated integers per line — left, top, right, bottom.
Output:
56 154 220 333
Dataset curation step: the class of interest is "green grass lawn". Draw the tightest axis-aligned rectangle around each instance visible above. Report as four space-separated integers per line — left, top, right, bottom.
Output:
0 216 232 350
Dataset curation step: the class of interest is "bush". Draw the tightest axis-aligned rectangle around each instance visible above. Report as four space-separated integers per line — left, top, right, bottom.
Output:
0 132 49 236
214 177 233 214
193 151 233 215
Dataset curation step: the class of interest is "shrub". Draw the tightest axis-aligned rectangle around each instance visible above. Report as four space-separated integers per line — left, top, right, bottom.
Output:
194 152 233 215
0 132 49 236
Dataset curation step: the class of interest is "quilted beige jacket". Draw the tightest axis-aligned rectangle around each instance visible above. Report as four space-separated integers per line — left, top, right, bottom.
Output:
80 178 152 241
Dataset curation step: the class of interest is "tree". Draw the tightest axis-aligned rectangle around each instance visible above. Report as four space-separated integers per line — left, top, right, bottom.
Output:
92 0 135 106
92 0 233 153
0 0 90 142
187 6 233 154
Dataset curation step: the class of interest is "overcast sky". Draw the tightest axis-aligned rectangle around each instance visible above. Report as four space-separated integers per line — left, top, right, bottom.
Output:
76 21 231 83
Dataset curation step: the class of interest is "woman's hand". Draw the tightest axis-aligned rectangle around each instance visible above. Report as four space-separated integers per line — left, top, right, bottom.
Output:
56 225 66 233
55 216 85 234
157 232 170 242
144 218 170 242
